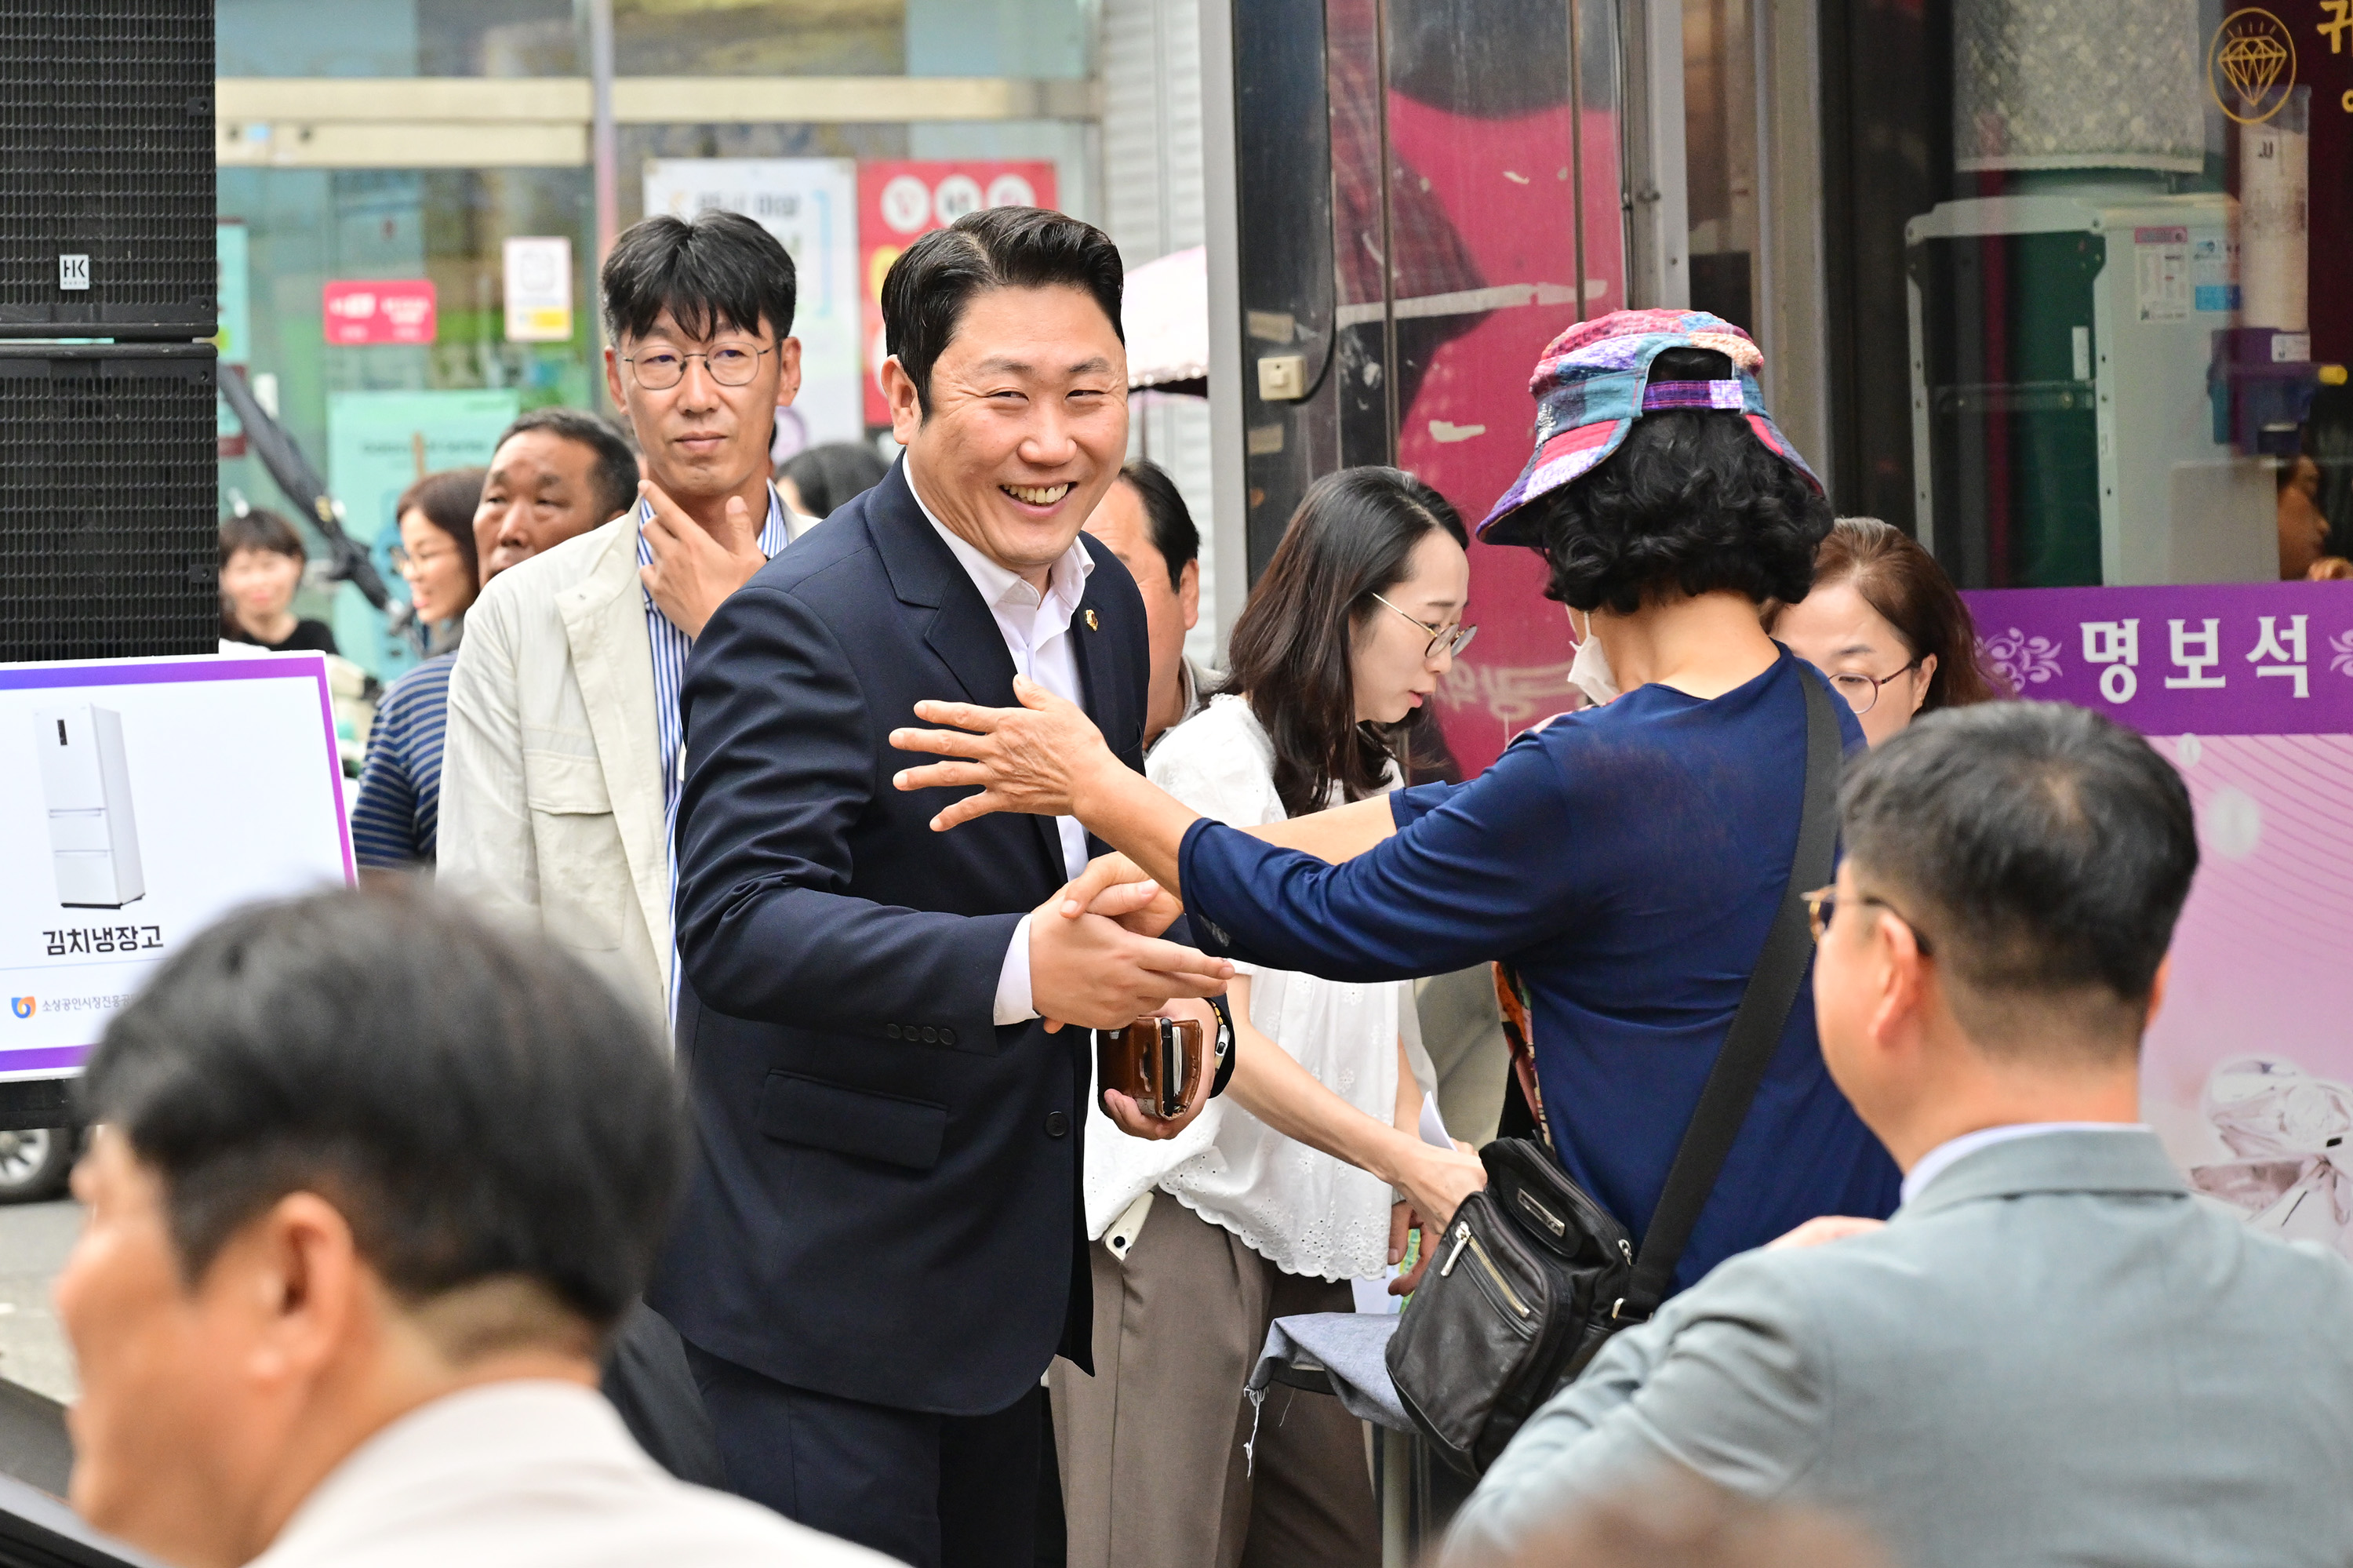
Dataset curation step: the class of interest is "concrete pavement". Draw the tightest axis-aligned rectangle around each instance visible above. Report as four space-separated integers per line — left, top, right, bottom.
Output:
0 1202 78 1405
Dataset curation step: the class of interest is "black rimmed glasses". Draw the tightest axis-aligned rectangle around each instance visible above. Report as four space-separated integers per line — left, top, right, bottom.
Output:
1826 661 1922 715
1803 886 1937 957
621 343 774 390
1370 591 1478 661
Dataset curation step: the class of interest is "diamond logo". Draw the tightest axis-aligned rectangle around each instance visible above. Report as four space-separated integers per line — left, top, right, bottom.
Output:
2207 8 2298 125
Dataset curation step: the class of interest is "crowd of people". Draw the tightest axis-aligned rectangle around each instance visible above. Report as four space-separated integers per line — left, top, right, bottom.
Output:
129 202 2353 1568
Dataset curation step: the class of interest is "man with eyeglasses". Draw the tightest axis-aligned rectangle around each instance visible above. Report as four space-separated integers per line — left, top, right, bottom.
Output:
442 209 810 1030
442 209 814 1488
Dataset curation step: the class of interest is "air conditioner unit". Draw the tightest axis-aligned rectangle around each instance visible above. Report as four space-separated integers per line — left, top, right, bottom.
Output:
35 704 145 909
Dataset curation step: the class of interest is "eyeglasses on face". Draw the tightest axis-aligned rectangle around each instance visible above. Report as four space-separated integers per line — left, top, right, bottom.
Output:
1802 886 1937 956
1825 662 1922 715
390 543 458 574
1370 591 1479 661
622 343 774 390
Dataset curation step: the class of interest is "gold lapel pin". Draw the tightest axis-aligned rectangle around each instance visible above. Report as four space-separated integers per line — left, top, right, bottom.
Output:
1084 608 1100 631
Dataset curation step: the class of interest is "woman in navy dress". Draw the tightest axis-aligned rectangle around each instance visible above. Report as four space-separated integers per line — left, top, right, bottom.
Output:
894 311 1902 1295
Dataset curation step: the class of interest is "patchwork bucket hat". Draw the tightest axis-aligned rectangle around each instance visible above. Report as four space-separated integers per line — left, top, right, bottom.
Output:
1477 307 1822 546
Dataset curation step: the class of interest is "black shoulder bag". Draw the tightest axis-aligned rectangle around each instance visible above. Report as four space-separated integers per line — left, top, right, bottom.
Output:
1385 670 1842 1477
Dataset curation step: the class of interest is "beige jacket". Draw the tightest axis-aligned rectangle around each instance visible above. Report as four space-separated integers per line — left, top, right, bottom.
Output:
439 516 671 1021
248 1381 892 1568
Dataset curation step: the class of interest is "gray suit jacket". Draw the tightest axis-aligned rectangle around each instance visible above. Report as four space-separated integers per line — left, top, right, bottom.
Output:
1445 1130 2353 1567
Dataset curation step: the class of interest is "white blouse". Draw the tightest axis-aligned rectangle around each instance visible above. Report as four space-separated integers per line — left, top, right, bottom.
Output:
1082 694 1423 1281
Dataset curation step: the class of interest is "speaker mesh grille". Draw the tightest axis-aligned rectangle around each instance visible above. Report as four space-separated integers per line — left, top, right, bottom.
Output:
0 0 214 336
0 346 218 661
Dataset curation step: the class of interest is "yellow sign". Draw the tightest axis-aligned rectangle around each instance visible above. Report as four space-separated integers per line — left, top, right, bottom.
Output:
2207 7 2298 124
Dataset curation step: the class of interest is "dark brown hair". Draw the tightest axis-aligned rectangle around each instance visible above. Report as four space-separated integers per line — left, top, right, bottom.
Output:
395 467 486 586
1222 467 1467 819
1802 518 2006 708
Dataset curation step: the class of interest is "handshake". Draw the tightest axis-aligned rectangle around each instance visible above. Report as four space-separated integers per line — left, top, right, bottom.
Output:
1027 853 1227 1144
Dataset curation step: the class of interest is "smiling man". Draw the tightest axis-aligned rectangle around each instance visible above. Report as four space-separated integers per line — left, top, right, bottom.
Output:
648 206 1236 1568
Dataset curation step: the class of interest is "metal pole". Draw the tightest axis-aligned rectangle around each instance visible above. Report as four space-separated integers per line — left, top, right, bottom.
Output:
1568 0 1590 324
1371 0 1402 463
589 0 618 262
586 0 618 413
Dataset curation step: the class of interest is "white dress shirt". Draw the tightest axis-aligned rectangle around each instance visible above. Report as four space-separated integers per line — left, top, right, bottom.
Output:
248 1380 889 1568
906 463 1094 1026
1900 1121 2151 1207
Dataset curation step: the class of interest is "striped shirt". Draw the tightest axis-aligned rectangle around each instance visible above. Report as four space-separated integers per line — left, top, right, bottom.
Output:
641 486 797 1016
639 486 796 835
350 652 457 868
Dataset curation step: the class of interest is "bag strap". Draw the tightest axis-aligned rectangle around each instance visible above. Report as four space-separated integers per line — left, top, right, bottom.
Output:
1617 668 1842 1322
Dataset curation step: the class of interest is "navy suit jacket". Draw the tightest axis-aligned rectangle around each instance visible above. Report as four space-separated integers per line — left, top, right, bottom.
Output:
648 459 1153 1416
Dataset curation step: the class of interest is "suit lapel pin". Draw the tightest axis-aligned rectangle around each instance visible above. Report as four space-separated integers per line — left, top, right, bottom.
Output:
1084 608 1099 631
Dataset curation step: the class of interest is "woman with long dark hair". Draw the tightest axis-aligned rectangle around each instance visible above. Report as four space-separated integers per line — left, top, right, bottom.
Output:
1049 467 1485 1568
1769 517 2004 746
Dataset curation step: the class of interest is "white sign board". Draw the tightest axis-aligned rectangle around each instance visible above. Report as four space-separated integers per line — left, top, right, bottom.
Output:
503 235 574 343
642 158 863 454
0 655 355 1079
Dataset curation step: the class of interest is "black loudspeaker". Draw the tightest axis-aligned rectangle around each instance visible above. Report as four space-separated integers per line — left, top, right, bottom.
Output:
0 0 215 339
0 343 218 661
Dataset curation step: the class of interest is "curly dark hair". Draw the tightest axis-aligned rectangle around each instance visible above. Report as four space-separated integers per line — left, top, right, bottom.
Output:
1531 348 1831 613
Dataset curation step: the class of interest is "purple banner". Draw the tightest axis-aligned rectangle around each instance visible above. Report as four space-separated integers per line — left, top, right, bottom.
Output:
1966 583 2353 737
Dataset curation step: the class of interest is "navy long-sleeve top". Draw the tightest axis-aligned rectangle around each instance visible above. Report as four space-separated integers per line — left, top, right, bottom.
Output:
1179 647 1901 1292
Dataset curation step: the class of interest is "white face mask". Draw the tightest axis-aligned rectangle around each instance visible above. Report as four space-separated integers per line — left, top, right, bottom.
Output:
1566 609 1619 705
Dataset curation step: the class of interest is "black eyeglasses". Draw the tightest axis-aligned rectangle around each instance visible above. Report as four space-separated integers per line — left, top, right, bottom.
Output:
1370 591 1478 661
1825 662 1922 716
622 343 773 390
1802 886 1937 956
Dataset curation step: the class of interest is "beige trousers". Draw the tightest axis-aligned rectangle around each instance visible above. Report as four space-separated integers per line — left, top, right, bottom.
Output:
1049 1195 1380 1568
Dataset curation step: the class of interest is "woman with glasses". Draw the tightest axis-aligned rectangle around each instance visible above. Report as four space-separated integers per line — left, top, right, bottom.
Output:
1049 467 1486 1568
351 467 484 873
893 313 1903 1318
1769 517 2004 746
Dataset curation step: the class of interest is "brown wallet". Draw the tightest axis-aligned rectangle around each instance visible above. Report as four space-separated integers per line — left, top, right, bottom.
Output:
1096 1017 1206 1121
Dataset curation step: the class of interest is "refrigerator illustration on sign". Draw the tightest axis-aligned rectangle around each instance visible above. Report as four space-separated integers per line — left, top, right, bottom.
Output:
35 704 145 908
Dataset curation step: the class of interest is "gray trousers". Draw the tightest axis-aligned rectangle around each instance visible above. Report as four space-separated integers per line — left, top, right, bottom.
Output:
1049 1195 1380 1568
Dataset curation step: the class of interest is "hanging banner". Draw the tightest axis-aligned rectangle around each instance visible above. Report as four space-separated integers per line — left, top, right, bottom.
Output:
642 158 864 454
0 655 354 1080
1966 582 2353 1263
502 236 573 344
322 278 437 346
856 160 1058 427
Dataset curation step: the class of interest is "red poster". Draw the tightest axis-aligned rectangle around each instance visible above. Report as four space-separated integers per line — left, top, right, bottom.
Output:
857 161 1057 426
322 278 437 346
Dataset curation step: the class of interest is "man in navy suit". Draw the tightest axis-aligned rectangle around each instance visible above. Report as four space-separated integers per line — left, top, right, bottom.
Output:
649 207 1235 1568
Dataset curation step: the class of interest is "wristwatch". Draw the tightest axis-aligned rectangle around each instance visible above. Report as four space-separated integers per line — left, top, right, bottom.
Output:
1207 993 1237 1097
